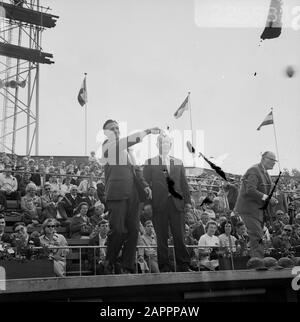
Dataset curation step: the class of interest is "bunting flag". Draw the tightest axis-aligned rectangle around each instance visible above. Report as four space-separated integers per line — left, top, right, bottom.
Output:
257 111 274 130
186 141 228 181
199 152 228 181
78 74 88 107
260 0 283 40
174 95 189 119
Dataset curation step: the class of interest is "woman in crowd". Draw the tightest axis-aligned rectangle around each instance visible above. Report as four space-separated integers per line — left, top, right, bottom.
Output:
21 183 43 226
198 221 220 270
70 202 92 239
39 218 69 277
218 220 237 253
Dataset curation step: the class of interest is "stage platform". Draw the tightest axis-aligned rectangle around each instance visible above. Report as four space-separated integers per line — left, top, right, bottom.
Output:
0 269 298 302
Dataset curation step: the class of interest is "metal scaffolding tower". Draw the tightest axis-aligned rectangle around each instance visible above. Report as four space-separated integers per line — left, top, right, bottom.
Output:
0 0 58 156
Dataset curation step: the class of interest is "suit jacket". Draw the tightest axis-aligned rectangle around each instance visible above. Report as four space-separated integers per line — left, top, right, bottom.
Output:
0 232 13 244
82 195 99 217
58 193 83 218
88 234 108 271
143 155 191 212
102 131 149 201
235 163 273 220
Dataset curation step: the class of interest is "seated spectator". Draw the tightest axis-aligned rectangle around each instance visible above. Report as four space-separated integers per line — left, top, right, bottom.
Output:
82 186 99 216
89 151 98 164
40 184 61 221
70 202 92 239
192 212 209 241
0 164 20 208
61 176 72 196
0 213 12 244
268 210 285 236
57 185 82 220
35 163 47 188
216 216 228 236
281 213 291 225
191 199 202 222
183 224 198 270
88 219 109 275
230 211 243 232
90 201 106 228
45 175 59 192
18 171 34 197
201 198 216 220
293 213 300 227
234 222 249 256
11 222 40 249
140 204 152 226
137 220 159 273
78 172 97 195
271 224 294 256
96 176 106 206
21 183 43 226
39 218 69 277
185 203 198 226
198 221 220 270
218 220 237 253
292 225 300 247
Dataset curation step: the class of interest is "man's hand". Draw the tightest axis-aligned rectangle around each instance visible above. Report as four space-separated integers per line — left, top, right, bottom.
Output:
144 187 152 200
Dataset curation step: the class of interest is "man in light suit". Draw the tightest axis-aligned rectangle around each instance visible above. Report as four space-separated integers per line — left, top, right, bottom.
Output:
235 151 278 258
143 134 192 272
102 119 160 274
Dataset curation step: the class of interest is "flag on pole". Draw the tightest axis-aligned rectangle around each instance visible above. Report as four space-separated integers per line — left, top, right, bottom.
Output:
174 95 189 119
257 111 274 130
78 74 88 107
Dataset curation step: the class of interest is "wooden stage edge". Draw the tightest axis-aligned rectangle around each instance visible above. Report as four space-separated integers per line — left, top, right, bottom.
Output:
0 269 298 302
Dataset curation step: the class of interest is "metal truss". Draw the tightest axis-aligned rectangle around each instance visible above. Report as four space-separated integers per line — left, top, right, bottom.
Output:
0 0 57 156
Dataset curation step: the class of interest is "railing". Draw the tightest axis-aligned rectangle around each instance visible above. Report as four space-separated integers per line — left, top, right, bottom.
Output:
26 244 248 276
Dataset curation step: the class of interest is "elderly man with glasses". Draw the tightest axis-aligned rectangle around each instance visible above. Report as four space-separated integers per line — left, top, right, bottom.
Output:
235 151 279 258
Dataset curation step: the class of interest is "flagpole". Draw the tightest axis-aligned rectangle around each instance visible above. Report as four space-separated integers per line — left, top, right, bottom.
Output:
271 107 281 171
84 73 87 156
188 91 195 167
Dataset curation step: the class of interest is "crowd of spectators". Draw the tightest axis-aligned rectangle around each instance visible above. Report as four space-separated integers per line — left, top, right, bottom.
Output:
1 151 300 276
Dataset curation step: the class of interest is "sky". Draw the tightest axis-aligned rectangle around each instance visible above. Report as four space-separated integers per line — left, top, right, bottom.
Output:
2 0 300 175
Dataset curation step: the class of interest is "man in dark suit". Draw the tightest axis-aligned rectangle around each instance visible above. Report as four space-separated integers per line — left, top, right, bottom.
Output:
57 185 82 220
0 214 12 244
88 219 109 274
235 151 278 258
143 133 192 272
102 119 160 274
82 186 99 217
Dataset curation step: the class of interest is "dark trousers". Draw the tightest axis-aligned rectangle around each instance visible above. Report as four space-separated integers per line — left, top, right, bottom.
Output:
105 188 139 272
153 197 190 271
241 213 264 258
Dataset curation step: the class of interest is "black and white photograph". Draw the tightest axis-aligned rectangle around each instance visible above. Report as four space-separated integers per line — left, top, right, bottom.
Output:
0 0 300 308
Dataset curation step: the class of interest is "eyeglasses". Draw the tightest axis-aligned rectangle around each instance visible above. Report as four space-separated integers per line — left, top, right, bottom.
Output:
47 225 56 228
284 229 292 232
